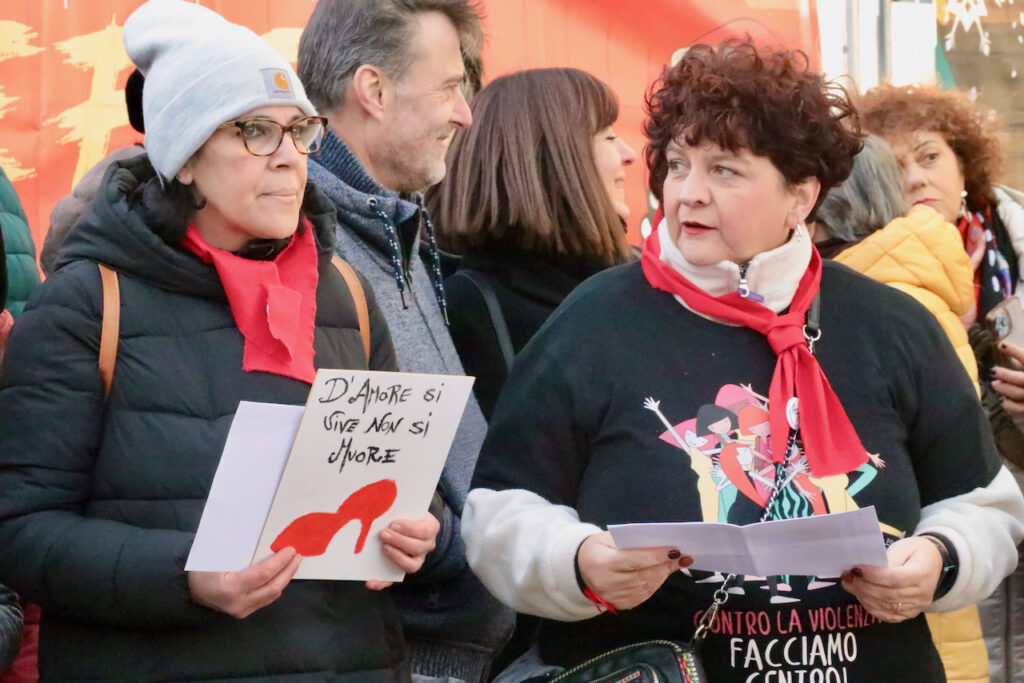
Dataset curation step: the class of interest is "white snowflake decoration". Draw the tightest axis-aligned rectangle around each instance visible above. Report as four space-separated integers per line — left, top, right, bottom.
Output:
945 0 992 55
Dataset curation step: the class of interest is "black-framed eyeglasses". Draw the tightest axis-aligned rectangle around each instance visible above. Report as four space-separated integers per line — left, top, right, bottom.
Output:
217 116 328 156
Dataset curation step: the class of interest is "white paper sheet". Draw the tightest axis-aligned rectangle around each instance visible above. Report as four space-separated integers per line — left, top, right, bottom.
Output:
185 401 304 572
608 506 888 577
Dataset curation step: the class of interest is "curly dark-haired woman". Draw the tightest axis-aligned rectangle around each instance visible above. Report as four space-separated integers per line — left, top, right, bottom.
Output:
461 39 1024 682
863 82 1024 683
862 85 1024 460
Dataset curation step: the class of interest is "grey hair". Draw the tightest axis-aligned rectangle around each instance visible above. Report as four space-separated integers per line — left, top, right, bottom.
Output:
816 134 908 243
298 0 483 114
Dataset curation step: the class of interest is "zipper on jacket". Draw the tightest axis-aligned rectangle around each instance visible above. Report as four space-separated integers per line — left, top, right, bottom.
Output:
737 263 764 303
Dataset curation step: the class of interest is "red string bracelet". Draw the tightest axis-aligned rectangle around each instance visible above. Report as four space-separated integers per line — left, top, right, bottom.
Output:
583 586 617 614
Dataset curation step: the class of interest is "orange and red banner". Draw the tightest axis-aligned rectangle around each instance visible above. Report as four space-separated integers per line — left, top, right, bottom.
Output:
0 0 818 256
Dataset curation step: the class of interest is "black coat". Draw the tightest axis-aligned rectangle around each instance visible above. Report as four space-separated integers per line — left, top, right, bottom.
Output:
0 156 407 681
444 246 610 419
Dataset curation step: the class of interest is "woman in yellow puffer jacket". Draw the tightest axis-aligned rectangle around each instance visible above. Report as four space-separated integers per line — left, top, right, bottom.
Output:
814 135 987 683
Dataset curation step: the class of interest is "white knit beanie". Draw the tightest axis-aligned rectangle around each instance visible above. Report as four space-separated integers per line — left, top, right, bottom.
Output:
123 0 317 180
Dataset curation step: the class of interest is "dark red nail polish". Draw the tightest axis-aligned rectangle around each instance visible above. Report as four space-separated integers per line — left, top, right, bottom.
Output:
668 549 681 560
678 556 693 568
851 567 863 578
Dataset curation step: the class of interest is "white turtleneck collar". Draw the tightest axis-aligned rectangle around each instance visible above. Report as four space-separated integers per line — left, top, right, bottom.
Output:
656 217 813 318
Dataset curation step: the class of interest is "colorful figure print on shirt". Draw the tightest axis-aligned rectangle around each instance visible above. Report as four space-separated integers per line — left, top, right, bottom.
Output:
643 382 896 603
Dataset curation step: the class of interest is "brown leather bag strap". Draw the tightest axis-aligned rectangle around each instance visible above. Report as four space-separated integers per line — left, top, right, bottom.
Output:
97 264 120 399
331 255 370 362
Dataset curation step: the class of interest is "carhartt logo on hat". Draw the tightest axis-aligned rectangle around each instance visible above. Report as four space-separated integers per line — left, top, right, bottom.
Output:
262 68 292 98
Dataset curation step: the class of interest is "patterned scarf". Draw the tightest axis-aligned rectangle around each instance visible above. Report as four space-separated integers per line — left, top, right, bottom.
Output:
958 203 1013 318
641 228 869 477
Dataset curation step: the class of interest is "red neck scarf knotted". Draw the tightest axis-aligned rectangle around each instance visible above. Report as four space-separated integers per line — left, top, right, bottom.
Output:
641 228 868 477
182 221 319 384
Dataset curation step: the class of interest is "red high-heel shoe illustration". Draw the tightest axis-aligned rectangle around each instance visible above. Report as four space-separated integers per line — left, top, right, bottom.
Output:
271 479 398 556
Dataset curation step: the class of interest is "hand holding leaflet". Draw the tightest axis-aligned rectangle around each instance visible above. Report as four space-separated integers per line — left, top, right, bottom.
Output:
608 506 888 577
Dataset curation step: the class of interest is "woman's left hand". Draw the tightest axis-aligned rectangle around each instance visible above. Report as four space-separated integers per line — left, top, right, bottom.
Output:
840 536 943 623
993 341 1024 415
364 513 440 591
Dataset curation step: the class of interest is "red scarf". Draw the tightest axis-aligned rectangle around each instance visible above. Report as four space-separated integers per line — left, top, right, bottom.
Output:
182 221 319 383
641 228 868 477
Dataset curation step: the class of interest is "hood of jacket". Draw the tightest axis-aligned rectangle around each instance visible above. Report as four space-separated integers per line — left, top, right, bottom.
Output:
833 204 975 317
55 153 340 301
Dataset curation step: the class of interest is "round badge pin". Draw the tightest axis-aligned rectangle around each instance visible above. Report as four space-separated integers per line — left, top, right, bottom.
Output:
786 397 800 430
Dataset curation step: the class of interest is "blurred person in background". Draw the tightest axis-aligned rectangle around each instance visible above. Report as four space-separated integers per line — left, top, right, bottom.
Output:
0 172 29 683
0 165 39 319
428 67 636 421
427 67 635 672
863 82 1024 683
0 1 438 678
0 227 25 682
862 84 1024 460
813 134 989 683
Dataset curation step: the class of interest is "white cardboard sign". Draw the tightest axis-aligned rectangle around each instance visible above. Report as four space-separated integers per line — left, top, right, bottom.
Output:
253 369 473 581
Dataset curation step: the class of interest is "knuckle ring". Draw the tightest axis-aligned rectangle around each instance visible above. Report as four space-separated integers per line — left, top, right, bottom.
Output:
893 601 903 614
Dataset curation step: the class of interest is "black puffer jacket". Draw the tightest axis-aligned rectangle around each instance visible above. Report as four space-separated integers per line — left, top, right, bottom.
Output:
0 155 407 681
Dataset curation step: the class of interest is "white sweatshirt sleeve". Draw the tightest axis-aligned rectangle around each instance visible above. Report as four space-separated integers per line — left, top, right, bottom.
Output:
918 466 1024 613
462 487 603 621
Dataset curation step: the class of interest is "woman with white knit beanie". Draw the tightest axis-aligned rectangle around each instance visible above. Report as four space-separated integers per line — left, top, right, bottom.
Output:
0 0 436 678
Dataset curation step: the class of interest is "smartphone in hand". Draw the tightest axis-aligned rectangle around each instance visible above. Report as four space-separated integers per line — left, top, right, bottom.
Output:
985 296 1024 368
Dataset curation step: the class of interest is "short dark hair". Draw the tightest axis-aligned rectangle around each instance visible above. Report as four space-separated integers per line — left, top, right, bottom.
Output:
427 68 631 263
125 68 145 134
134 174 204 245
298 0 483 114
644 38 864 219
860 84 1002 213
696 404 737 435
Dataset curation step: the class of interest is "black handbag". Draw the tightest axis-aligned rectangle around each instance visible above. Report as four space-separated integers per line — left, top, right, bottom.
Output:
549 639 706 682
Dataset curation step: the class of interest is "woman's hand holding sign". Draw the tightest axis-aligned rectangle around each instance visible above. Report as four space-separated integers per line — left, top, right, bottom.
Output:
189 546 303 618
365 512 441 590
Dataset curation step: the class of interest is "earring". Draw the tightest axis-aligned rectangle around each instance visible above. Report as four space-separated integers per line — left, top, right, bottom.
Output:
959 189 968 218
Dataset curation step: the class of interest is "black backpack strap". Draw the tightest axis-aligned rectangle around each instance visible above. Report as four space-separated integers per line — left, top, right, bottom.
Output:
450 269 515 373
